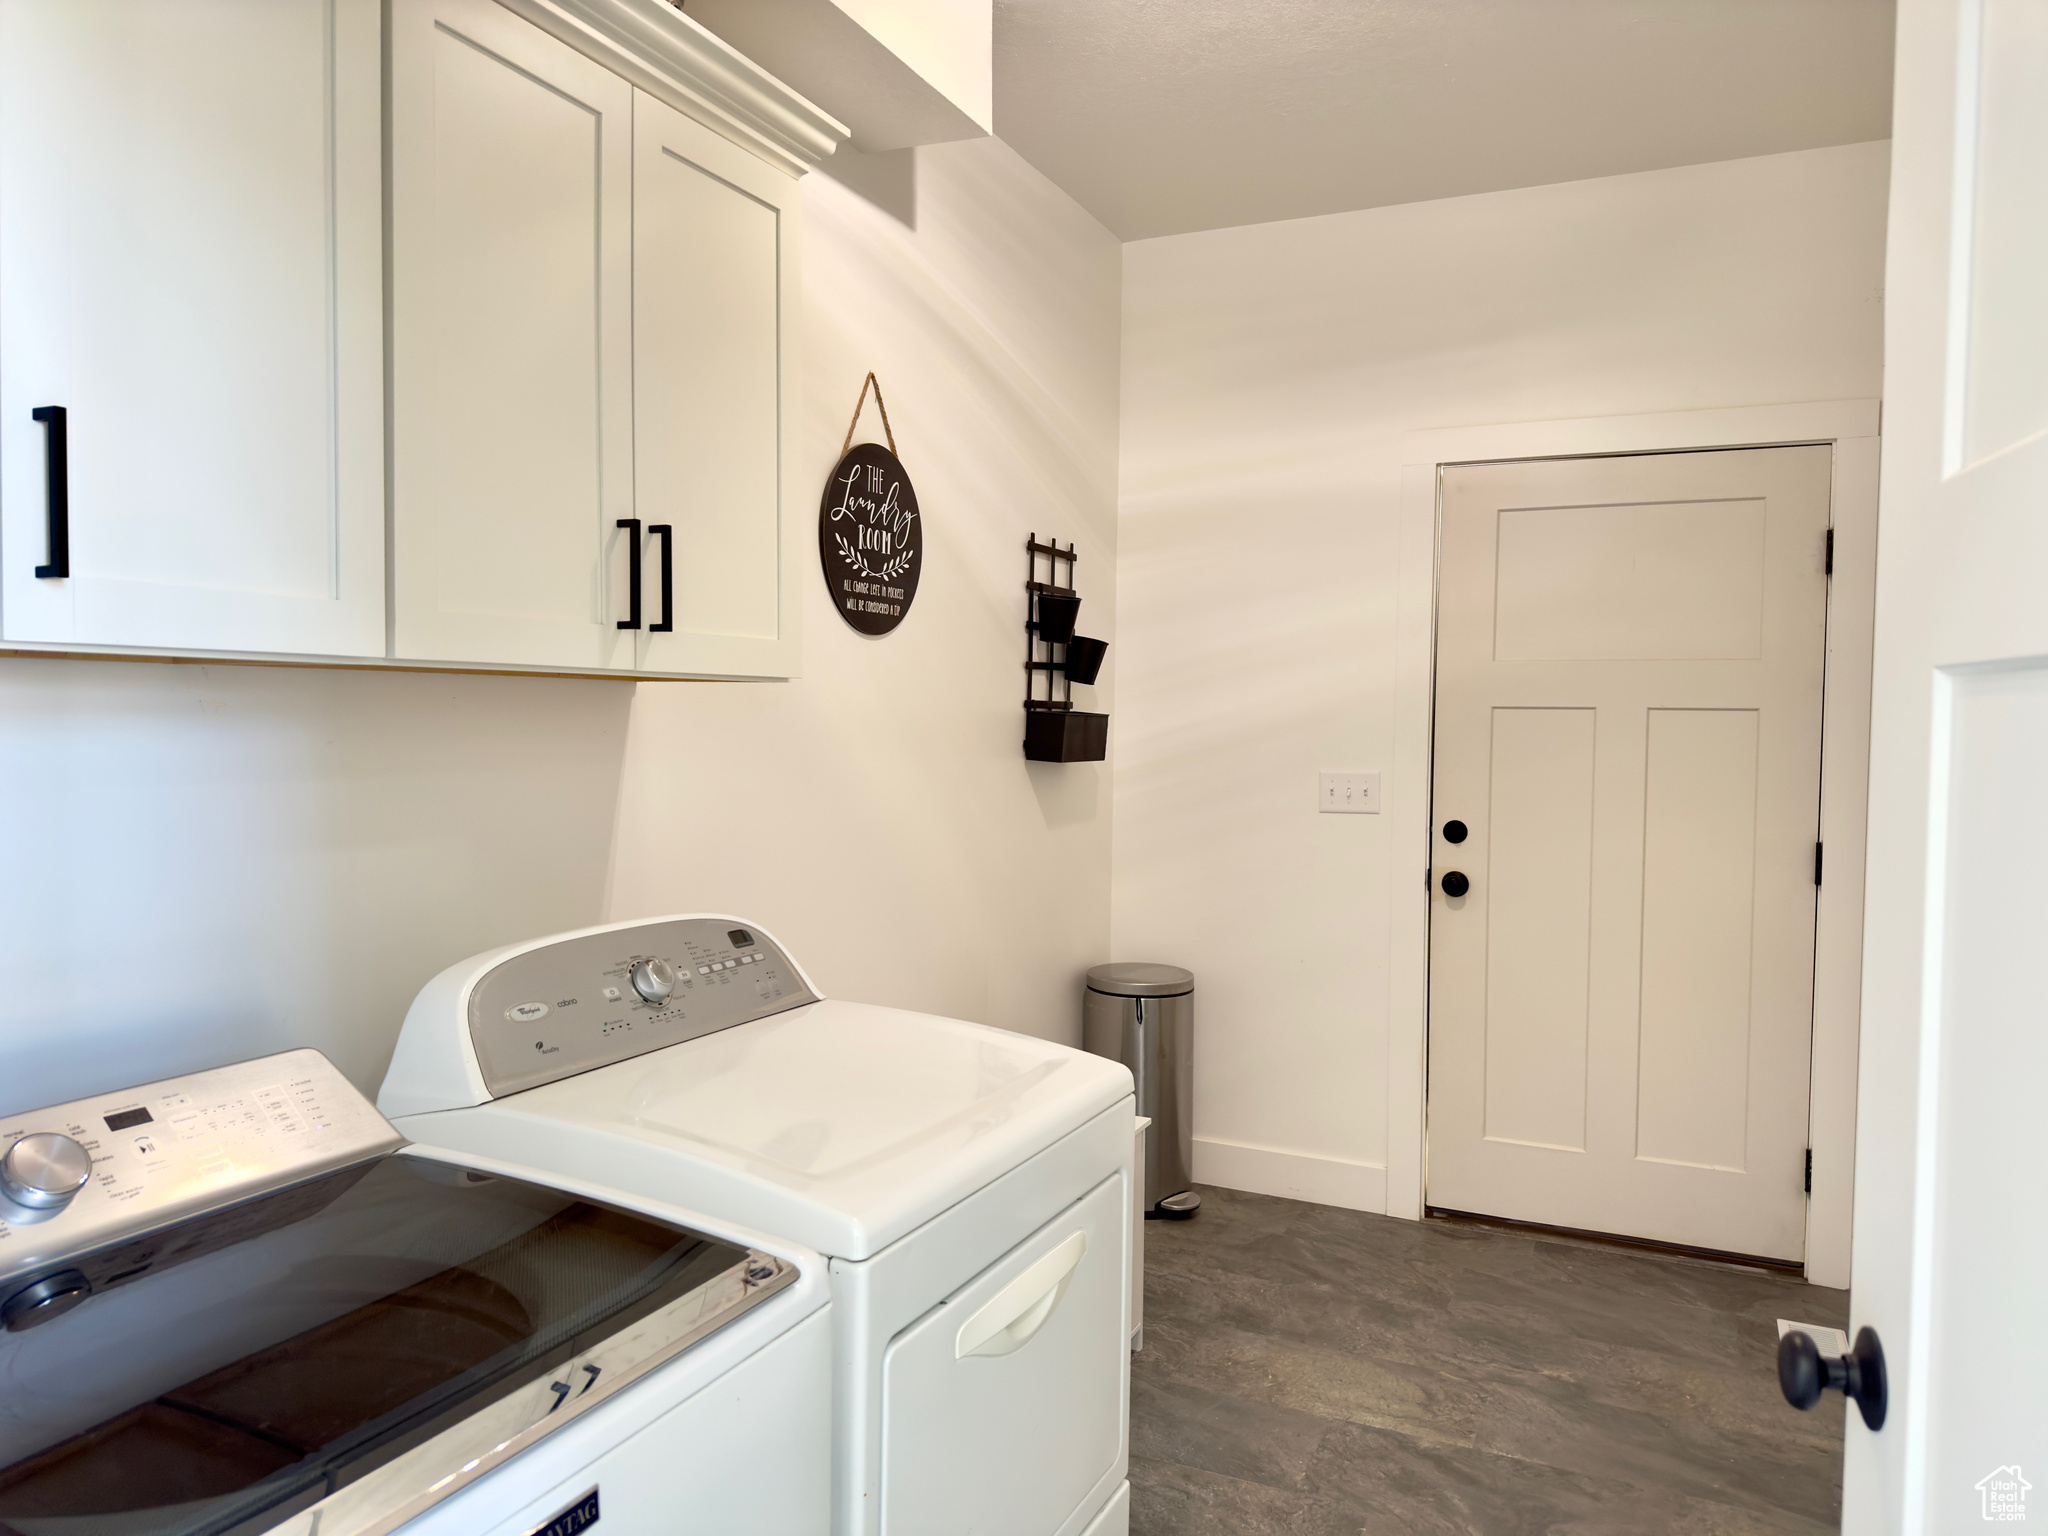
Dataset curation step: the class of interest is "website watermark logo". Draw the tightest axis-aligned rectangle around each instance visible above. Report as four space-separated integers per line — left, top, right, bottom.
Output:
1977 1465 2031 1522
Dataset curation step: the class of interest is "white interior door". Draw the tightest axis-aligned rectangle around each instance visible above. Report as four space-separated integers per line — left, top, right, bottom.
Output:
630 89 800 680
388 0 634 669
1427 447 1832 1262
0 0 384 657
1844 0 2048 1525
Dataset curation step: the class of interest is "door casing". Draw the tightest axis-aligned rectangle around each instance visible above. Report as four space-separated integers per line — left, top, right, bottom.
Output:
1388 399 1880 1287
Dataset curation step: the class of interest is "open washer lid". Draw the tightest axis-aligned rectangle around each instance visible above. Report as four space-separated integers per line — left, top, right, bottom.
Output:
0 1053 802 1536
381 919 1134 1260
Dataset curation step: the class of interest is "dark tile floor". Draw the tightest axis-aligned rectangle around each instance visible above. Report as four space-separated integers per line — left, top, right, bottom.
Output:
1131 1186 1850 1535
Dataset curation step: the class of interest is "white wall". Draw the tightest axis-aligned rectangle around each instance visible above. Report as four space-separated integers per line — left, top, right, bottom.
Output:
609 137 1121 1041
0 661 631 1107
1111 141 1890 1211
0 133 1118 1117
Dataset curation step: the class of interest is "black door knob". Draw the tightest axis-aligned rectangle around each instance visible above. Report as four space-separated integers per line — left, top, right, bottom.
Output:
1440 870 1469 897
1442 820 1468 844
1778 1326 1887 1430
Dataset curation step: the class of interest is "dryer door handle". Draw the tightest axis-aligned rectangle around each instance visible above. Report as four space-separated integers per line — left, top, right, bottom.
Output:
956 1231 1087 1359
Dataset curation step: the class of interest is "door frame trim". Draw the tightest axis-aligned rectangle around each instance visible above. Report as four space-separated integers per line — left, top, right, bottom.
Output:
1390 399 1880 1288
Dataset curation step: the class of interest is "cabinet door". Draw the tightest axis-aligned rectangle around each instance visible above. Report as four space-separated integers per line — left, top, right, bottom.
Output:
389 0 635 670
0 0 384 656
630 90 802 679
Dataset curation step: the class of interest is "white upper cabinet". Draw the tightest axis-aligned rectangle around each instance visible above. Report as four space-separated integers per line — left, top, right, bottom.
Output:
0 0 842 676
0 0 385 657
630 90 803 679
390 0 833 678
387 0 637 671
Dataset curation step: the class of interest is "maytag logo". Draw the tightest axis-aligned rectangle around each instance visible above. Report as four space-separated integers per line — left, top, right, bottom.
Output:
527 1487 598 1536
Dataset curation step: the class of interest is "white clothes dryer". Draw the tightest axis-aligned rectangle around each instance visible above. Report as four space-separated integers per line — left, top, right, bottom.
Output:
378 915 1135 1536
0 1049 832 1536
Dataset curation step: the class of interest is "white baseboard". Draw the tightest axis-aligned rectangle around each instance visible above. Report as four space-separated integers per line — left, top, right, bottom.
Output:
1191 1136 1387 1214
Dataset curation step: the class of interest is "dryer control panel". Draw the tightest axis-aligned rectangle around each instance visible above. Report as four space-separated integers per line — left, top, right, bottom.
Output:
467 918 819 1099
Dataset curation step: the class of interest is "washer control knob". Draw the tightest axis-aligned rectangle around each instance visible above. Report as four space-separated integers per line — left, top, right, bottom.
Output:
1 1133 92 1212
630 958 676 1006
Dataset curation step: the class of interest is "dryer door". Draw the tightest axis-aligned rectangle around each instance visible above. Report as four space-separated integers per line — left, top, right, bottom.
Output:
880 1174 1126 1535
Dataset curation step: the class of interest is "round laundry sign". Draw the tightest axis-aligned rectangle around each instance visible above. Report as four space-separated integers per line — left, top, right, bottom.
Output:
819 442 922 635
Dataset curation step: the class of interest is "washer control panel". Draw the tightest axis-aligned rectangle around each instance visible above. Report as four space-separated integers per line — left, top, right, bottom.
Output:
0 1050 400 1291
468 918 819 1099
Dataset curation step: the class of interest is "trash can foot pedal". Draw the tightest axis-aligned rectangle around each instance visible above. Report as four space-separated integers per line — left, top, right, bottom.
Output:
1150 1190 1201 1220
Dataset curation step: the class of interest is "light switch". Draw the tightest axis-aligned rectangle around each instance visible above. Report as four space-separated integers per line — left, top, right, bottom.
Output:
1319 771 1380 814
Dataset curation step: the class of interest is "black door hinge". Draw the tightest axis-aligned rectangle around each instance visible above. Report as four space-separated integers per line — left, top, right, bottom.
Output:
1825 528 1834 575
1814 842 1823 886
1804 1148 1813 1195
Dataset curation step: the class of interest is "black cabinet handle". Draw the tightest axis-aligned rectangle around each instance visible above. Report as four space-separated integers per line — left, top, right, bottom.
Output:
1440 870 1470 898
31 407 68 579
1779 1326 1887 1430
617 518 642 630
649 523 673 633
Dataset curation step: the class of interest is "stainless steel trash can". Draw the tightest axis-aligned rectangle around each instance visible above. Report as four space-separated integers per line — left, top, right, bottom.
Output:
1084 962 1198 1219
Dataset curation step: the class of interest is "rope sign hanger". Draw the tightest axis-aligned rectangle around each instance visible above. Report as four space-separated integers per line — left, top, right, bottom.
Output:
839 371 899 460
820 372 920 636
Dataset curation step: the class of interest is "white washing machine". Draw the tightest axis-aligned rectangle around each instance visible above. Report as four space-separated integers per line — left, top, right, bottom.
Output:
0 1049 831 1535
378 915 1135 1536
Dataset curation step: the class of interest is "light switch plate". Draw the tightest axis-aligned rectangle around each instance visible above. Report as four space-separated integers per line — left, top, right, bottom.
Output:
1319 771 1381 814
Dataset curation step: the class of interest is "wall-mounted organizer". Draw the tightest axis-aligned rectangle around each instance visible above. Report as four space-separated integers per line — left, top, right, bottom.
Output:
1024 535 1109 762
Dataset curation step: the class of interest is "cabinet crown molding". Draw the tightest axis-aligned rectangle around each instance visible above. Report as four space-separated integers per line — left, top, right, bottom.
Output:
499 0 850 175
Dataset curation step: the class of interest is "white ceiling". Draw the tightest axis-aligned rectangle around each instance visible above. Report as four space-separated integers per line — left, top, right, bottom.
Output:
992 0 1896 241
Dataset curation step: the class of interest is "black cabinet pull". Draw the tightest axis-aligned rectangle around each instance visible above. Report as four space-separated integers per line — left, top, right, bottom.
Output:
617 518 642 630
649 523 673 633
31 407 68 579
1779 1325 1887 1430
1440 870 1470 898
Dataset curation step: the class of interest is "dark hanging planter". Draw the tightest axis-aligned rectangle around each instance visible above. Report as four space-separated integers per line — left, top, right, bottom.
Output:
1023 535 1107 763
1062 635 1107 686
1024 709 1109 763
1033 592 1081 643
